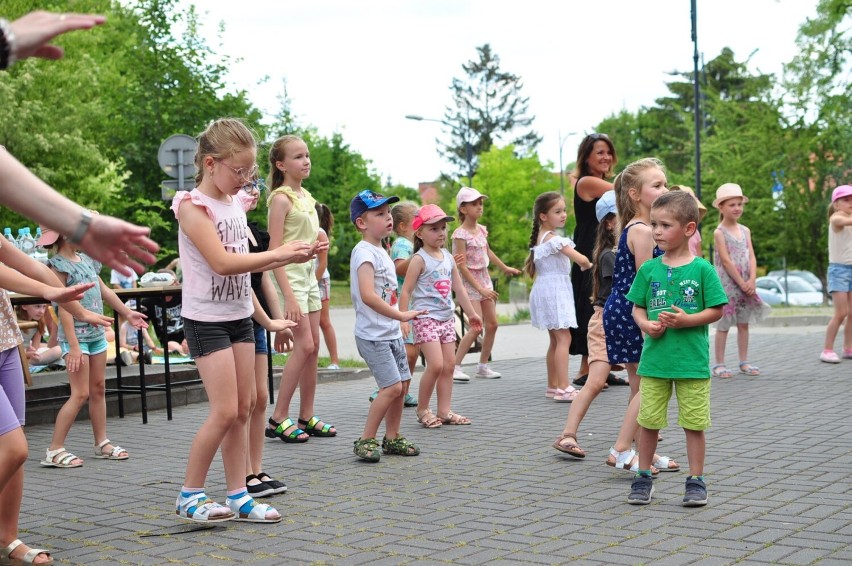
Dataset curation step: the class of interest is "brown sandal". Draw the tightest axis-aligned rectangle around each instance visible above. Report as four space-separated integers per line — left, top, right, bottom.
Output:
416 409 442 428
438 411 471 425
552 433 585 458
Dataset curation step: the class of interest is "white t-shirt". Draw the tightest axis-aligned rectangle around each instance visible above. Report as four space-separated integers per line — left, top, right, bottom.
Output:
349 240 401 341
110 269 139 289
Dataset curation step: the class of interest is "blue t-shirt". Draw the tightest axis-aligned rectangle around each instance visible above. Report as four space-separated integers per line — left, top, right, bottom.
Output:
49 253 105 343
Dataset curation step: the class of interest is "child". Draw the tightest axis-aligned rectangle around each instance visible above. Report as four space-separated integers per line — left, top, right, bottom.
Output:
821 184 852 363
711 183 770 377
16 303 62 371
452 187 521 380
669 185 707 257
349 190 426 461
172 118 316 523
369 201 420 406
315 202 340 369
625 190 728 506
118 301 161 365
244 181 295 498
553 190 619 456
400 204 482 428
266 135 337 443
40 223 148 468
524 192 592 402
603 159 679 473
140 270 189 356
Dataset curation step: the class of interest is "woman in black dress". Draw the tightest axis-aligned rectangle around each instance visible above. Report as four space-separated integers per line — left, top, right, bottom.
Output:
569 134 617 384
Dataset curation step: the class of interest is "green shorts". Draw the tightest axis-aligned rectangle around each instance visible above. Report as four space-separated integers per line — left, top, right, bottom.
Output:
637 376 711 431
284 262 321 314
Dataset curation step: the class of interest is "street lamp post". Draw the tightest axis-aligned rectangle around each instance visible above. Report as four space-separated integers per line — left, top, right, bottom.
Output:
405 114 474 186
558 130 577 197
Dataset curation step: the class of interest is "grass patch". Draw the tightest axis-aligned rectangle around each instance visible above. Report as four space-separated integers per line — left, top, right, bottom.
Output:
768 305 833 316
497 307 531 325
271 354 366 368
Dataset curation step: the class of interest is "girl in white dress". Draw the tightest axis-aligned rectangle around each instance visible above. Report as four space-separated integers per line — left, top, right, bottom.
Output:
524 192 592 402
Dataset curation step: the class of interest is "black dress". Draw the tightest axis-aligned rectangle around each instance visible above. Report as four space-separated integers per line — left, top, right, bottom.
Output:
569 177 600 357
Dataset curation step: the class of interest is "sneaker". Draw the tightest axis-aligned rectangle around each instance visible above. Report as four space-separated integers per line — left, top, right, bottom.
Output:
474 365 501 379
119 350 134 366
820 350 841 364
453 366 471 382
353 438 380 462
683 476 708 507
843 349 852 360
327 363 340 370
627 475 654 505
403 393 418 407
246 475 275 498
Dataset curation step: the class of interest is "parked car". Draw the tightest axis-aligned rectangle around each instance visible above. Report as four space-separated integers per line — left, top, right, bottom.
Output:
755 275 824 306
766 270 823 293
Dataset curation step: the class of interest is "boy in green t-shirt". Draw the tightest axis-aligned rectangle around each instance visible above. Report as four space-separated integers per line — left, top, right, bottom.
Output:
625 191 728 507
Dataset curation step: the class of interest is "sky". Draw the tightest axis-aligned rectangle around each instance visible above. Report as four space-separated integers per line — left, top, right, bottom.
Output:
184 0 818 188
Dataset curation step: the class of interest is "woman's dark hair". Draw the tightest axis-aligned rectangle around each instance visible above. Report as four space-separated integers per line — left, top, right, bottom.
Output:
523 191 565 278
573 133 617 180
590 213 617 303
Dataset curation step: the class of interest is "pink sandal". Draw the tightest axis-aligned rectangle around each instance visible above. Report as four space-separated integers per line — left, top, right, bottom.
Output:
553 387 579 403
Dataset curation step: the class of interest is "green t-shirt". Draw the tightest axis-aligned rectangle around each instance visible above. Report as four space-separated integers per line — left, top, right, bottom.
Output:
626 256 727 379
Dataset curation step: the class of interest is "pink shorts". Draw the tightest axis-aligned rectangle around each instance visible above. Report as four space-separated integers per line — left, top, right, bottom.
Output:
412 317 456 345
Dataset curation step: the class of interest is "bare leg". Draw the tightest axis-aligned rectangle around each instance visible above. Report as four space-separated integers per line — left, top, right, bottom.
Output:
88 352 122 455
297 311 330 429
362 382 403 440
435 342 457 417
269 312 315 438
545 331 557 389
574 355 589 380
246 353 266 477
714 329 729 365
416 341 442 414
405 343 420 375
683 429 706 476
560 360 609 442
824 291 849 351
220 342 254 492
49 356 90 457
736 323 750 363
318 300 339 365
478 299 498 365
454 300 484 365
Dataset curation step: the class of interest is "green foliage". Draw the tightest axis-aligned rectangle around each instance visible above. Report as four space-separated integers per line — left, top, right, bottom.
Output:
474 145 560 280
440 44 541 181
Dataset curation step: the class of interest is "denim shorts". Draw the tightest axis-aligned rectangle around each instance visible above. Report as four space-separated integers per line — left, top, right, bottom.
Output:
253 323 269 355
355 336 410 389
183 317 254 359
827 263 852 293
60 336 109 357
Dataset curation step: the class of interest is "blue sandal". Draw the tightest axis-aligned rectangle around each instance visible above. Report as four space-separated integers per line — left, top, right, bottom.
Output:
738 362 760 376
265 417 309 443
299 416 336 437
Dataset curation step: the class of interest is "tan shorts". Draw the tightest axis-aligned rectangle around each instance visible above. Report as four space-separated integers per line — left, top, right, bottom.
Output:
285 262 321 314
587 306 609 364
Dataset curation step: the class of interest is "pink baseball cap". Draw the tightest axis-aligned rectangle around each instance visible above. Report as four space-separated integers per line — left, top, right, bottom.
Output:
831 185 852 203
412 204 454 230
36 225 60 247
456 186 488 208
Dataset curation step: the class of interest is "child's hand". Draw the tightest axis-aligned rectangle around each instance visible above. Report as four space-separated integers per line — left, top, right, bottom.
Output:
274 329 294 353
66 346 83 373
468 313 483 333
503 266 522 276
44 282 95 303
658 306 688 329
312 239 330 256
277 240 313 264
399 309 427 323
480 288 499 301
453 253 466 267
77 309 113 328
283 294 304 322
266 318 298 333
400 321 410 337
741 280 755 296
126 310 149 330
643 320 666 338
580 261 593 272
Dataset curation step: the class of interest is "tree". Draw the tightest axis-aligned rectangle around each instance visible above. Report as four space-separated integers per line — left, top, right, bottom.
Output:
440 44 541 181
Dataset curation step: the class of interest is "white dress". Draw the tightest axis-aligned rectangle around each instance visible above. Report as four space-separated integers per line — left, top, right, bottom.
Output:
530 231 578 330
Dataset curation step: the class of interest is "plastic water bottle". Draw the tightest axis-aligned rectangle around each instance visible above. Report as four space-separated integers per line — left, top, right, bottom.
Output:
33 227 49 264
18 227 36 256
3 227 15 248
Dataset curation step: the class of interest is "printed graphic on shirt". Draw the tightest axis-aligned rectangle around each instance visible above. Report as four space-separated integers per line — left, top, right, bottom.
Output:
648 274 701 316
210 217 250 301
434 279 451 298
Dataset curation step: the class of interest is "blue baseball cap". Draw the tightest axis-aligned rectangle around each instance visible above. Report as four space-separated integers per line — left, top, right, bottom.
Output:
595 190 617 222
350 190 400 223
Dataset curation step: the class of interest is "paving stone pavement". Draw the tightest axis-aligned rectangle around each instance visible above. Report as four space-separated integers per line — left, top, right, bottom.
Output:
16 324 852 565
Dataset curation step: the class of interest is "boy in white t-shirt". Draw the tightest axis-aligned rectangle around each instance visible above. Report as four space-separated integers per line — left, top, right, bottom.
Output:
349 190 427 462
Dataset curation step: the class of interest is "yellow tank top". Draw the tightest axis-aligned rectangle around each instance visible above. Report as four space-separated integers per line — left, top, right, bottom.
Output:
268 186 319 244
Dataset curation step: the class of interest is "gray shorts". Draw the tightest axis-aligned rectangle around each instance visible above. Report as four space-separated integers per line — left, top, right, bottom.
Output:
355 336 411 389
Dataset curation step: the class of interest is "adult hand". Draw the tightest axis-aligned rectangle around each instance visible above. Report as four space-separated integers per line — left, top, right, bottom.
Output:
79 215 158 276
9 11 106 62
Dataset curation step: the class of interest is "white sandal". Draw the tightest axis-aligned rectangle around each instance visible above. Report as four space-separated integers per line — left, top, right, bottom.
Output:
175 492 234 523
1 539 53 565
227 493 282 523
39 447 82 468
93 439 128 460
606 447 639 472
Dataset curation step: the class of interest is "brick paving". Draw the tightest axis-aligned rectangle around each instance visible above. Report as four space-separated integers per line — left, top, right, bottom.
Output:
17 324 852 565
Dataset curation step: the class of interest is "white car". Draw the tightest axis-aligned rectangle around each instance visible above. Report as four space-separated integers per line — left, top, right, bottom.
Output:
766 270 823 293
755 276 824 306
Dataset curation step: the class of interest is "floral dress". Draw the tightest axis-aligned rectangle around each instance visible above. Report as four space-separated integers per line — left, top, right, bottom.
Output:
714 225 770 330
529 231 578 330
452 224 492 301
603 222 662 364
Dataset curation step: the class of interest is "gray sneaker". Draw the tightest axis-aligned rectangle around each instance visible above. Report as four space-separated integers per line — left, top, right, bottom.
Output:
683 476 708 507
627 475 654 505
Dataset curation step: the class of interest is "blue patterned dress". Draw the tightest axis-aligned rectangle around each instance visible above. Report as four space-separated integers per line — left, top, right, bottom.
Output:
603 222 662 364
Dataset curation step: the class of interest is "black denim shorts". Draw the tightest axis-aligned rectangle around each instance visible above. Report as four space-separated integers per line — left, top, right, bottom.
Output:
183 317 255 359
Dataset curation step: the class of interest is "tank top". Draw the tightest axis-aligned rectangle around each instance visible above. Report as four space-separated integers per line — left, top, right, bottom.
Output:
573 176 601 258
828 221 852 265
172 189 253 322
411 248 455 322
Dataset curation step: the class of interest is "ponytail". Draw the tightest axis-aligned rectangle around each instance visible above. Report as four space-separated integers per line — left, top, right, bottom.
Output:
523 217 540 278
